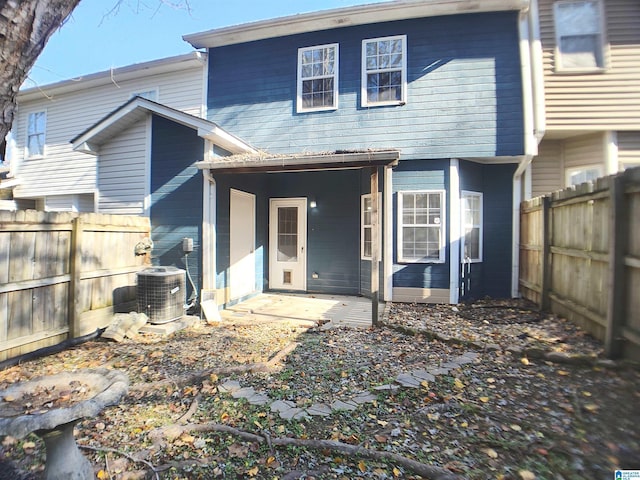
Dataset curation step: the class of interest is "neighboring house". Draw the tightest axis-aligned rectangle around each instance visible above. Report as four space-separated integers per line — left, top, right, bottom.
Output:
8 52 207 212
180 0 545 307
531 0 640 197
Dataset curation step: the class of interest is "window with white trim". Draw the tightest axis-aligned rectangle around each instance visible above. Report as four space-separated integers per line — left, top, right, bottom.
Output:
554 0 605 71
461 191 483 262
398 191 445 263
566 165 602 186
27 111 46 157
361 193 382 260
297 43 338 112
362 35 407 107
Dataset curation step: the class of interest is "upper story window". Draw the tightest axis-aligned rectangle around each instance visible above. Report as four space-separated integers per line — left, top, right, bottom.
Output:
553 0 606 72
27 111 46 157
397 190 445 263
362 35 407 107
297 43 338 112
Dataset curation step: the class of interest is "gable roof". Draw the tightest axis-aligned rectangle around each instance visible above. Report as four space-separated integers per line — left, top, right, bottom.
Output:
184 0 529 49
19 52 206 103
71 96 256 155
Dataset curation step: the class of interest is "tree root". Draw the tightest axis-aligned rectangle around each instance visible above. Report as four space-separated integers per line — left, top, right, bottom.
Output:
79 444 161 480
149 421 464 480
130 341 299 394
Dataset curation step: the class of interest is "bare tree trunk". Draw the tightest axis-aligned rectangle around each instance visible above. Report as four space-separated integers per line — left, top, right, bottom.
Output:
0 0 81 140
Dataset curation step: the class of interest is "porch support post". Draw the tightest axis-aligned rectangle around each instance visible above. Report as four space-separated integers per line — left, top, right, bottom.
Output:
370 166 380 325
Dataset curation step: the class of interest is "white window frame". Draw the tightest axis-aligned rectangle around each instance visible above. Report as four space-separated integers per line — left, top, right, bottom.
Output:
26 110 46 158
297 43 339 113
565 165 603 186
130 88 159 101
553 0 606 73
361 193 382 260
361 35 407 107
461 191 483 263
397 190 445 264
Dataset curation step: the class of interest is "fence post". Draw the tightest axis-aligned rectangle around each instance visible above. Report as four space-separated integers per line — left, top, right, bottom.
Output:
540 196 552 311
68 217 83 339
605 174 627 359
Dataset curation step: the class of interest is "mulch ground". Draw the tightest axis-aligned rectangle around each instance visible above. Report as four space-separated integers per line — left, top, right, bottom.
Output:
0 298 638 480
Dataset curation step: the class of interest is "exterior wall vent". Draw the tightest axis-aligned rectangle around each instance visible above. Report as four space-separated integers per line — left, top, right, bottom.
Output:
137 267 186 324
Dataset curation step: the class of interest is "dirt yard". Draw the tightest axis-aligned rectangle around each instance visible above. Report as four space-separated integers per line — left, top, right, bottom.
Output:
0 299 638 479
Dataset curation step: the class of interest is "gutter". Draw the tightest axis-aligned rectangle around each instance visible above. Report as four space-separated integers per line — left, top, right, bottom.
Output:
184 0 529 49
512 0 545 298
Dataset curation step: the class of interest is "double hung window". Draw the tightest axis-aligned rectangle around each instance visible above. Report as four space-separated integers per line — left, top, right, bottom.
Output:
297 43 338 112
554 0 605 71
362 35 407 106
398 191 445 263
27 111 46 157
461 192 483 262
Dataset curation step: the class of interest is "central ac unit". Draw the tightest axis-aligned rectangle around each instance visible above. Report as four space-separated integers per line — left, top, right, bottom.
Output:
137 267 186 324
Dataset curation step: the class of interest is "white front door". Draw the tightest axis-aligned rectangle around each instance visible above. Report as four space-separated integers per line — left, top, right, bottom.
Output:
269 198 307 291
230 189 256 300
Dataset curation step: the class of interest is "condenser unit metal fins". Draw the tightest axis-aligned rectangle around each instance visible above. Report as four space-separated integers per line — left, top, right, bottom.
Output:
137 267 186 324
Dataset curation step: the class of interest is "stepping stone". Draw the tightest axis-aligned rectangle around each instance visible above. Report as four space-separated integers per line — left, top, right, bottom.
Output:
246 392 270 406
351 392 377 405
330 399 358 411
270 399 296 413
395 373 421 388
231 387 256 399
373 384 399 392
426 367 451 376
441 361 462 369
411 370 436 383
305 403 332 417
218 380 242 394
461 351 480 360
279 407 310 421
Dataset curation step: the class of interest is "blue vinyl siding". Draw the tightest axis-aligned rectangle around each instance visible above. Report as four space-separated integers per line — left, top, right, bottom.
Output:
392 160 450 290
214 170 361 296
208 12 523 159
150 115 204 301
458 160 516 300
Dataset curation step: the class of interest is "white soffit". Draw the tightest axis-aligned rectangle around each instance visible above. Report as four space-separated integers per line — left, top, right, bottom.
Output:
184 0 530 48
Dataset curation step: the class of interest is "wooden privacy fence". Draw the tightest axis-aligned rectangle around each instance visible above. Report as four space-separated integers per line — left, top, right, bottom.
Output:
519 167 640 360
0 211 150 362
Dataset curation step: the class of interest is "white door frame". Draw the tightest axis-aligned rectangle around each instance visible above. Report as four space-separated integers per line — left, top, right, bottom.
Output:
269 197 307 291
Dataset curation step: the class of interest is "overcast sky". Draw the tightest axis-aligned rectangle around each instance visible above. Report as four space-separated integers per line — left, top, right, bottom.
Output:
27 0 389 87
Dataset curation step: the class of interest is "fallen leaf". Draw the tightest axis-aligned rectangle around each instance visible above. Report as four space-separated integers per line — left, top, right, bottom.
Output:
97 470 109 480
358 460 367 473
479 396 490 403
374 434 388 443
584 403 599 413
246 466 259 477
557 370 570 376
510 424 522 432
483 448 498 459
519 470 536 480
521 357 530 366
393 467 401 477
453 378 464 390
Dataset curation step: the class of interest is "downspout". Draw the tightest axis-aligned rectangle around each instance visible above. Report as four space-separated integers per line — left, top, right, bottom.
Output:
512 0 544 298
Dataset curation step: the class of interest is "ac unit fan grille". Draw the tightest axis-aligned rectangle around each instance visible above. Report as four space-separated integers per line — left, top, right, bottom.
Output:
137 267 186 324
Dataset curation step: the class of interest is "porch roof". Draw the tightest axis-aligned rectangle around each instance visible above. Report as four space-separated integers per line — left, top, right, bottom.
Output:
195 149 400 174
